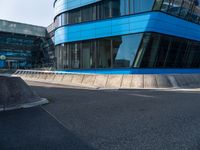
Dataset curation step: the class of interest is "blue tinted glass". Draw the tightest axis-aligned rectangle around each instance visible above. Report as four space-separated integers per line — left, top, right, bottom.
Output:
132 0 155 13
113 34 143 68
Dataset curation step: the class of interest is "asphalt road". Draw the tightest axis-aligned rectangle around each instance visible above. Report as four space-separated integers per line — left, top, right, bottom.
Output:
1 81 200 150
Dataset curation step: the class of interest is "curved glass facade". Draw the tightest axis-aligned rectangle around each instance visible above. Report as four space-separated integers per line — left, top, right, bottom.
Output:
134 33 200 68
55 33 143 69
155 0 200 24
56 32 200 69
54 0 200 29
54 0 200 70
54 0 155 28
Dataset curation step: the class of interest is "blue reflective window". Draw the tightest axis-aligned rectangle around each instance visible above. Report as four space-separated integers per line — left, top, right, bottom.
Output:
160 0 200 24
113 34 143 68
55 0 155 28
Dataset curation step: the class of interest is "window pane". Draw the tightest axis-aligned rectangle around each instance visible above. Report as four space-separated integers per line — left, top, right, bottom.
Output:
81 5 94 22
180 0 191 18
168 0 183 15
113 34 143 68
71 43 81 69
153 0 163 10
55 44 68 69
82 41 95 69
69 9 81 24
133 0 155 13
96 39 111 68
161 0 171 11
135 33 161 68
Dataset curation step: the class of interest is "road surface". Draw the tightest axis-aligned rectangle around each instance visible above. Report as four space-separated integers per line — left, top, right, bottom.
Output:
1 81 200 150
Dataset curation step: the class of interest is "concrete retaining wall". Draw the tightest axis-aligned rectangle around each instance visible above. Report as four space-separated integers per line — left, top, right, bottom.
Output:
12 70 200 89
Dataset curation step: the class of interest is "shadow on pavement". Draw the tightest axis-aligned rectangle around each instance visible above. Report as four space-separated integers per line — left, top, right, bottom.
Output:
0 107 96 150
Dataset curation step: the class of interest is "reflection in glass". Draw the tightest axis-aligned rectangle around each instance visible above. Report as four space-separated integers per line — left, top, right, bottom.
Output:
55 0 155 28
96 39 112 68
113 34 143 68
55 33 200 69
160 0 200 24
82 42 95 69
135 33 200 68
71 43 81 69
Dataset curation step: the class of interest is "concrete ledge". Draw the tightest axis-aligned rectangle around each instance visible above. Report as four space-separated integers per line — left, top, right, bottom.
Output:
12 70 200 89
72 74 84 84
106 75 123 88
82 75 96 86
38 73 47 81
121 75 133 88
62 74 74 84
45 73 56 81
156 75 172 88
144 75 158 88
131 75 144 88
94 75 108 88
53 74 64 82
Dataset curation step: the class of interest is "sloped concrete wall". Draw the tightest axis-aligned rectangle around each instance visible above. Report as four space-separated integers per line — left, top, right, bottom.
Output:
12 70 200 89
0 76 48 111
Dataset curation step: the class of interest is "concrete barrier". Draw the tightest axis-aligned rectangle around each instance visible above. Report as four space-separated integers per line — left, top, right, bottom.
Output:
131 75 144 88
29 72 35 79
144 75 158 88
94 75 109 88
106 75 123 88
30 72 39 80
174 75 186 87
62 74 74 85
20 71 27 79
46 73 56 82
72 74 84 85
0 76 48 111
189 75 198 86
82 75 96 87
156 75 172 88
38 73 47 81
53 74 64 82
25 72 32 79
12 70 200 89
191 75 200 87
121 75 133 89
167 75 177 88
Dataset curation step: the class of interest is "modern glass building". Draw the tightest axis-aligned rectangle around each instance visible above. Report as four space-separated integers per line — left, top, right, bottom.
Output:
0 19 55 69
54 0 200 70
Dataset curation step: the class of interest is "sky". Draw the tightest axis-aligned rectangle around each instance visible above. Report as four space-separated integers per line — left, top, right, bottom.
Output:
0 0 55 27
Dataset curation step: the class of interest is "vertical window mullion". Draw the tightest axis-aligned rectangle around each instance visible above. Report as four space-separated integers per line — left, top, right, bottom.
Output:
111 39 113 68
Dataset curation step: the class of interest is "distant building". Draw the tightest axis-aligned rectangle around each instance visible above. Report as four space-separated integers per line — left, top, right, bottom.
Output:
54 0 200 70
0 19 55 69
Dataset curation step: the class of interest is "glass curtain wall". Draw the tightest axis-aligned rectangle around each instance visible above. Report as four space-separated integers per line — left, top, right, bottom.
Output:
134 33 200 68
55 0 200 28
155 0 200 24
0 32 43 69
56 32 200 70
55 44 69 69
55 33 143 69
82 41 96 69
0 50 32 69
112 34 143 67
55 0 155 28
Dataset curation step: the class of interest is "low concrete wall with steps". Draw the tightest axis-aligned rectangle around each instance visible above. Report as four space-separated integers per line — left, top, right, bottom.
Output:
12 70 200 89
